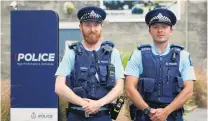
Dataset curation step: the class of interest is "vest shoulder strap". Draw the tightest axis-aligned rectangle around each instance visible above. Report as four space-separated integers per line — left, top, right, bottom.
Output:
68 42 82 55
101 41 115 47
170 44 184 53
170 44 183 61
69 42 81 49
137 44 151 51
170 44 184 50
101 41 115 52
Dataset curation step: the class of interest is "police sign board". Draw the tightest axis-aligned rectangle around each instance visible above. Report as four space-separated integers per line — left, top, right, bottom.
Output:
11 10 59 121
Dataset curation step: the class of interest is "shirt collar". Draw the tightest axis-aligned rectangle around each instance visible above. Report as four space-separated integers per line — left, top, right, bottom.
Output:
151 43 170 56
81 41 101 51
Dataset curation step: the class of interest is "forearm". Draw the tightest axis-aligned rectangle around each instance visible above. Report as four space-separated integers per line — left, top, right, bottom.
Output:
98 79 124 106
165 81 193 114
55 76 86 106
126 86 148 111
56 85 86 106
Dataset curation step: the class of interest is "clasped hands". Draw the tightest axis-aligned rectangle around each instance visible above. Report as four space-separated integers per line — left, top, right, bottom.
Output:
81 98 102 114
81 98 170 120
148 108 169 121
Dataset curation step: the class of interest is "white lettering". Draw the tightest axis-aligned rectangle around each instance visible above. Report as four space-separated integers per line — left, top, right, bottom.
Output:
41 53 48 61
17 53 24 61
169 63 177 66
25 53 32 61
166 62 177 66
48 53 55 61
17 53 55 62
38 114 53 119
32 53 38 61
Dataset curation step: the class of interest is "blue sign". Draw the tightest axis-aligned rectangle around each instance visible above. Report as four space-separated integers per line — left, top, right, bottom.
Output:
11 10 59 121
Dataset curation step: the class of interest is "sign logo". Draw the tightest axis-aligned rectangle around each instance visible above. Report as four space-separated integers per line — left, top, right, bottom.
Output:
38 113 53 119
31 112 36 119
15 53 55 62
14 53 56 66
31 112 53 120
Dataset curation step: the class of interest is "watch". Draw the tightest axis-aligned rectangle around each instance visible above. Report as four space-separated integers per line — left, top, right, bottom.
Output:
143 106 151 115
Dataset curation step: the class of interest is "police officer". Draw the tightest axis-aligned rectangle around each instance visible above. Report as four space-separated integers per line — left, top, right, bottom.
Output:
125 8 196 121
55 6 124 121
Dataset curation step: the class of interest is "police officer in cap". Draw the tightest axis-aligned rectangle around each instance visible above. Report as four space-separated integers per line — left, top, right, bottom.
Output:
125 8 196 121
55 6 124 121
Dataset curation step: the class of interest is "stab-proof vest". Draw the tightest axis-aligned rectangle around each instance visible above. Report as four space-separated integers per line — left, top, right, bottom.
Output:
138 44 184 104
66 41 115 100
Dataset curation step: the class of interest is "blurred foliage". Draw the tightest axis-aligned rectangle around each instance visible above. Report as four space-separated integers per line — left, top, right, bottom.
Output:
193 67 207 108
59 99 68 121
120 52 132 69
1 81 10 121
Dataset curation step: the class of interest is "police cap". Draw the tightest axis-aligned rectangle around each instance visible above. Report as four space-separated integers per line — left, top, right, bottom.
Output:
77 6 106 23
145 8 177 26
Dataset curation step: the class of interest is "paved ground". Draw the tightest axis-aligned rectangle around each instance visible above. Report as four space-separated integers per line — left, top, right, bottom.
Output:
183 108 207 121
114 102 207 121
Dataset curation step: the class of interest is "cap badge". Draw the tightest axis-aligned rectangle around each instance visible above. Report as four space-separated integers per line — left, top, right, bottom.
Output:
149 12 171 23
90 10 97 18
157 13 163 19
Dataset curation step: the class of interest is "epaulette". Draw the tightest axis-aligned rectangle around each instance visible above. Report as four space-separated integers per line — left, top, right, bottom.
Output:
101 41 114 52
170 44 184 50
69 42 81 49
170 44 184 61
68 42 82 55
137 44 151 51
170 44 184 53
101 41 114 47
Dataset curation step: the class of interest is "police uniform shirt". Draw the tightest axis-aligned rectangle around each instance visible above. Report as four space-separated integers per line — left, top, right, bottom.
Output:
124 43 196 81
55 42 125 81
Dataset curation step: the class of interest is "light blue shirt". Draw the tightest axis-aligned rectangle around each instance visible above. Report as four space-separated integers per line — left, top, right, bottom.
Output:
125 44 196 81
55 42 125 81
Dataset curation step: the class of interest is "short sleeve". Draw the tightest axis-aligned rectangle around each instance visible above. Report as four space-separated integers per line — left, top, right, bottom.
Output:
111 48 125 80
124 49 143 78
55 47 75 77
179 50 196 81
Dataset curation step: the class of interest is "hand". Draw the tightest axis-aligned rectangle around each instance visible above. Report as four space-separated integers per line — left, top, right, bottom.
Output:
150 108 169 121
80 99 89 107
82 98 102 114
149 108 157 119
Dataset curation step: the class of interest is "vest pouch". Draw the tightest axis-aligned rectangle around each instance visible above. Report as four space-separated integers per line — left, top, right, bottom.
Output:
138 78 144 98
77 67 88 81
66 74 73 88
72 86 87 98
107 64 115 89
129 104 136 120
136 109 146 121
143 78 155 93
176 76 184 93
99 65 107 84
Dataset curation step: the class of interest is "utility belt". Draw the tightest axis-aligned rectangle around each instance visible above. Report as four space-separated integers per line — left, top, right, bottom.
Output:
69 103 109 108
147 101 184 118
66 96 124 120
130 102 184 121
147 101 169 108
67 106 109 118
69 104 109 110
